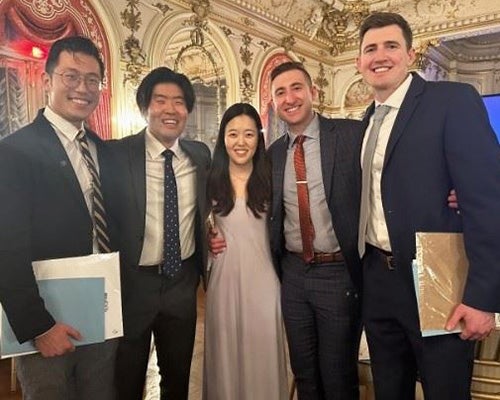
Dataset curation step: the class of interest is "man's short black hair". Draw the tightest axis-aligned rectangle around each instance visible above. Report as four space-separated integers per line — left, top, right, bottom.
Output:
45 36 105 78
359 12 413 49
270 61 313 87
136 67 196 114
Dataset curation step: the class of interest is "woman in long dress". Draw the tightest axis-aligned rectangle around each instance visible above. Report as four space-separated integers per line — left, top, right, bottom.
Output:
203 103 288 400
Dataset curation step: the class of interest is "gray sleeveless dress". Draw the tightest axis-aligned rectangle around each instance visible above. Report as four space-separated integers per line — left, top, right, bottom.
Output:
203 198 288 400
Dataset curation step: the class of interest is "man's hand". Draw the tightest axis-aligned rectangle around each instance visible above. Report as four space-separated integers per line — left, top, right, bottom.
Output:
208 226 226 256
446 303 495 341
34 322 82 357
447 189 459 210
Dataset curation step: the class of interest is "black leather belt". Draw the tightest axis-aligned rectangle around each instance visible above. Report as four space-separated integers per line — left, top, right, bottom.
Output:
138 263 163 274
292 251 344 264
367 244 395 270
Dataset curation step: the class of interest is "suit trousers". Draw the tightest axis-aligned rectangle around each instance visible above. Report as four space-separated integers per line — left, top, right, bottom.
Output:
116 256 199 400
280 251 362 400
16 339 118 400
362 245 475 400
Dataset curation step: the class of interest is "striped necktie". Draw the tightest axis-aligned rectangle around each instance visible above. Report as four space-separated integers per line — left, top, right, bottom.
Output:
77 129 111 253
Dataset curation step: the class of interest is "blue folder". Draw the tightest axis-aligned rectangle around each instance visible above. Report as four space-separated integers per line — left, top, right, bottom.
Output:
1 277 105 358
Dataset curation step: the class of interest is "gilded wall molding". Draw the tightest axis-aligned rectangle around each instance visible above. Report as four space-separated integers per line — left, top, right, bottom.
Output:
313 62 329 114
120 0 149 86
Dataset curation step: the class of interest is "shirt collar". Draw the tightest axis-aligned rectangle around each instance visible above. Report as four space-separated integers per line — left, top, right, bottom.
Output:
375 73 413 110
44 107 85 141
287 113 320 147
145 128 180 160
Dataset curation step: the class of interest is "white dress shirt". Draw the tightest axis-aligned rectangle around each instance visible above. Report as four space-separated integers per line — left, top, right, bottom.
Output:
361 74 413 251
139 130 197 266
44 107 100 253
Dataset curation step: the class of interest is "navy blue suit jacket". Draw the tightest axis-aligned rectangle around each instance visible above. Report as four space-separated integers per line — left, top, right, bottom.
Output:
0 110 118 343
362 73 500 312
268 115 364 290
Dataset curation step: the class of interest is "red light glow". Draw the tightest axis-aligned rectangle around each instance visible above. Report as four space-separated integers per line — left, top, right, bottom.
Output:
10 40 48 60
31 46 44 59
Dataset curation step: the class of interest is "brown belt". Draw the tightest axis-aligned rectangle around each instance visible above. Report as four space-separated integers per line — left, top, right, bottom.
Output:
292 251 344 264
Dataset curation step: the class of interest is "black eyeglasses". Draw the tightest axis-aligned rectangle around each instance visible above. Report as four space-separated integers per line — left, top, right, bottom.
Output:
52 71 103 92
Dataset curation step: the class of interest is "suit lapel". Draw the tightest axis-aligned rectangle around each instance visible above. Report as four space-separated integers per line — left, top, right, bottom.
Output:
319 116 336 200
128 131 147 224
34 113 89 213
361 103 375 135
179 139 206 215
384 73 425 168
271 134 288 218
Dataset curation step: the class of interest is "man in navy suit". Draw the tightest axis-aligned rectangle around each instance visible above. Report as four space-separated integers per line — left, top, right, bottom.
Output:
113 67 211 400
0 37 118 399
356 12 500 399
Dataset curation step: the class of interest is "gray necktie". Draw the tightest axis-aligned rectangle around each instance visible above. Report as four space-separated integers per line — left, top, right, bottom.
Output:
358 105 391 257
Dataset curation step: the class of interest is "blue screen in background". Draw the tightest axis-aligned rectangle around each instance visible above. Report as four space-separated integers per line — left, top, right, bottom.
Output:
482 94 500 143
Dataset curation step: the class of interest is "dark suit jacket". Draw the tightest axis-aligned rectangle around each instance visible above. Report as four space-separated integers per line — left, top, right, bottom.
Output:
109 130 211 336
361 73 500 312
0 110 118 343
268 115 364 290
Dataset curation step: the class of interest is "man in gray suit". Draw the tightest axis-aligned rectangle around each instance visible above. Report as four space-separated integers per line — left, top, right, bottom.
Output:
113 67 211 400
211 62 364 399
267 62 363 400
0 36 117 399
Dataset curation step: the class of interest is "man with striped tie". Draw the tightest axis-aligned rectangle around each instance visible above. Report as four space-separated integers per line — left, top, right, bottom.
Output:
0 36 118 399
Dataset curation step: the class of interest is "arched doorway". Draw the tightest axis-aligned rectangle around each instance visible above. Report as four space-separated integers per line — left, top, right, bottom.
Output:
259 52 292 145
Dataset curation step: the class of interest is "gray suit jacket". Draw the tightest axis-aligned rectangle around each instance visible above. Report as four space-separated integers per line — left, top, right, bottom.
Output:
267 115 364 289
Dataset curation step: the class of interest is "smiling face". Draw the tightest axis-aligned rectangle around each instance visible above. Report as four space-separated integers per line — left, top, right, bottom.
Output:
224 114 258 169
271 68 316 135
356 24 416 103
43 51 102 128
145 82 188 148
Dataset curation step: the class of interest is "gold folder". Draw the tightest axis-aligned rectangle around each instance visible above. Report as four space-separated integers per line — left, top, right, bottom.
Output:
414 232 468 334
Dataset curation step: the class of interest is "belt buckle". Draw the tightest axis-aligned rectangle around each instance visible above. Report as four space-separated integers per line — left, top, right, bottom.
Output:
386 255 395 270
312 252 330 264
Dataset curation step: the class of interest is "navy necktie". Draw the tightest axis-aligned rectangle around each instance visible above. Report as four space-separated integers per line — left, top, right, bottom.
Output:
162 149 182 277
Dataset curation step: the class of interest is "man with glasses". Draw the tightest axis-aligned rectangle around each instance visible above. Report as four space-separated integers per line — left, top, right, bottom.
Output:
52 70 103 92
0 36 118 399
